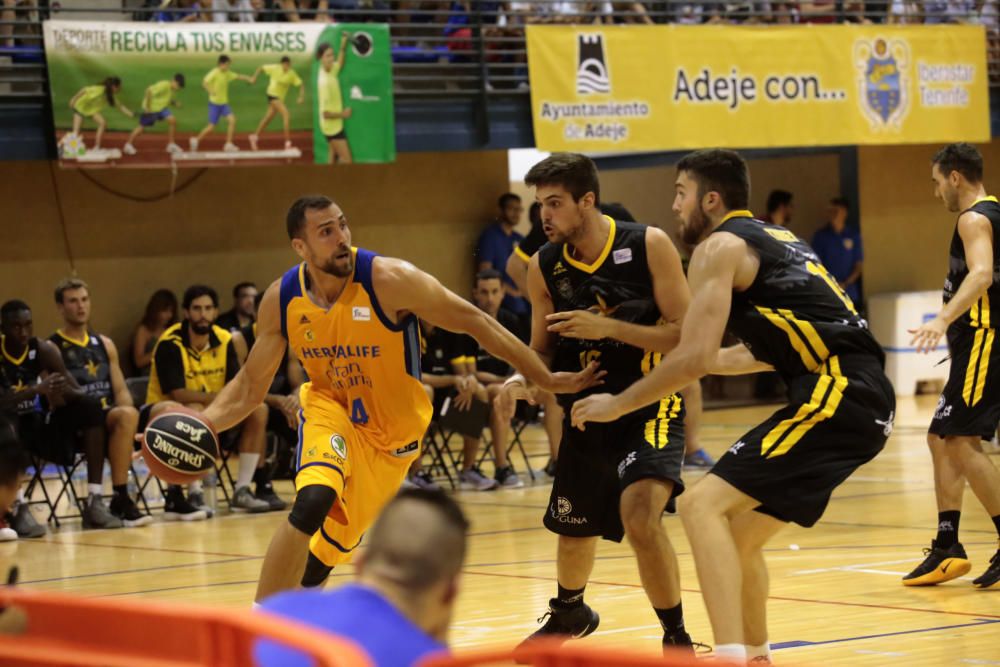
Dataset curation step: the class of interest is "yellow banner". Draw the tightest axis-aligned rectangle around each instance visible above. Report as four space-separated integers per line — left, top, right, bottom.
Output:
527 25 989 152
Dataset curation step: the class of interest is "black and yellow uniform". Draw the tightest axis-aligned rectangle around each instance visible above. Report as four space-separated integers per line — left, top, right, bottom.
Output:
929 196 1000 440
50 330 113 410
146 321 239 405
420 322 465 416
538 217 685 542
711 212 895 527
0 336 42 416
0 336 103 465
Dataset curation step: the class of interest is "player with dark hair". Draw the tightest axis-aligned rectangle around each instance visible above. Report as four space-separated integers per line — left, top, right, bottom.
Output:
902 142 1000 590
571 148 895 662
217 282 259 332
495 153 697 653
195 194 598 603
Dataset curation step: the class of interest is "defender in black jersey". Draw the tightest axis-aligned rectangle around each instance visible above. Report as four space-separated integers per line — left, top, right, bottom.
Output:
496 153 697 653
52 278 152 527
903 143 1000 591
572 150 895 662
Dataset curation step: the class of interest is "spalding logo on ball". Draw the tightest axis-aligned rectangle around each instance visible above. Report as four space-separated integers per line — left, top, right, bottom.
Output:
141 408 220 484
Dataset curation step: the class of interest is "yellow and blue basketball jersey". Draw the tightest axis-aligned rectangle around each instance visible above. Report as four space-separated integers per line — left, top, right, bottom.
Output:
280 248 432 452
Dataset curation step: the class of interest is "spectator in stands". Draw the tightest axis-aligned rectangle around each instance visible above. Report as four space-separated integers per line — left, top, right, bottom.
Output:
153 0 206 23
888 0 921 22
0 422 30 543
476 192 529 318
606 2 655 23
231 293 298 509
0 300 114 535
217 281 258 332
51 278 152 528
131 288 179 376
212 0 259 22
255 488 466 667
761 189 793 227
799 0 837 21
812 196 864 307
277 0 333 22
146 285 272 517
1 0 15 49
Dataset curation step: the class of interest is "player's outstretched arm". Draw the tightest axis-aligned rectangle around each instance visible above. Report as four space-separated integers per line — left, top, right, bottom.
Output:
571 233 743 429
545 227 690 353
375 257 600 395
910 211 994 353
202 282 286 432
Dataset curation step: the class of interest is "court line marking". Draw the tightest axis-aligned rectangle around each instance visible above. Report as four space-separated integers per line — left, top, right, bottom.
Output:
771 618 1000 651
18 557 260 585
15 538 259 559
458 571 1000 620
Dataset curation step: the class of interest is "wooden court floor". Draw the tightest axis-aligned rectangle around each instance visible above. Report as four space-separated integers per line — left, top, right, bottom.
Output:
3 394 999 666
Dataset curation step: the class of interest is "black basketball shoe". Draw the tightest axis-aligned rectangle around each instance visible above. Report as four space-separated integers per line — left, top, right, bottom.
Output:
518 599 600 649
663 630 710 656
902 540 971 586
972 541 1000 589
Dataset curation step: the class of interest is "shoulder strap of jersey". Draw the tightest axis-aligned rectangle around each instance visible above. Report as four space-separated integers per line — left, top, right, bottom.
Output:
354 247 405 332
279 263 304 341
960 195 999 217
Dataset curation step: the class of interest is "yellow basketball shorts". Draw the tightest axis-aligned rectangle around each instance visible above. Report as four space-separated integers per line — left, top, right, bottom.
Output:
294 396 420 567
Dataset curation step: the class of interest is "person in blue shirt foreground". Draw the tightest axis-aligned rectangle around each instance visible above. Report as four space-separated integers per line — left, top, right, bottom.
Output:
255 488 469 667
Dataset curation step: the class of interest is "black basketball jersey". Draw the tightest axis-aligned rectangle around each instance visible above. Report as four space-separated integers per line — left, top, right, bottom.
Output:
51 330 113 409
538 218 664 405
715 214 884 381
944 196 1000 331
0 336 42 415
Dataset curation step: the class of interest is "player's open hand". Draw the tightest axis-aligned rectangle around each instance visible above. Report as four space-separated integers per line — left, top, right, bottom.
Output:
539 360 606 395
908 316 948 354
493 380 534 422
546 310 613 340
570 393 623 431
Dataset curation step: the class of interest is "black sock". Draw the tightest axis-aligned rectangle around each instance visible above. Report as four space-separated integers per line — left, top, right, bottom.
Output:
555 584 585 609
936 511 961 548
655 602 685 635
253 467 272 491
112 484 128 499
992 514 1000 539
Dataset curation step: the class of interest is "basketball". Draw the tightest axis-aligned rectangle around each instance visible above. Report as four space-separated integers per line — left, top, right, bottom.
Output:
141 408 220 485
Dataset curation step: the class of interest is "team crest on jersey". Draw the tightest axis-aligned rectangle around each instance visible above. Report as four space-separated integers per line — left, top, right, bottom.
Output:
304 330 315 342
330 434 348 459
854 37 910 131
555 277 573 299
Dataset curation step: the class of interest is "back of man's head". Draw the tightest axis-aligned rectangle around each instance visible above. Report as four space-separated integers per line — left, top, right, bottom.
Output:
361 489 469 594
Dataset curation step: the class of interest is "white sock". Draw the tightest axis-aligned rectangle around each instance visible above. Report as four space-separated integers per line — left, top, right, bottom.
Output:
189 480 203 493
714 644 748 662
748 643 771 660
88 484 102 497
237 453 260 489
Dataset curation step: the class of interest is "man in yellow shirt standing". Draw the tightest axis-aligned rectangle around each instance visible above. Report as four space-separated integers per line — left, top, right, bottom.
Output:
317 33 353 165
123 74 185 156
249 57 305 152
191 54 252 153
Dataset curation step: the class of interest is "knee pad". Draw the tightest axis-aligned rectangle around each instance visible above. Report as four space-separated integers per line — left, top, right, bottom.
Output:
300 552 333 588
287 485 337 536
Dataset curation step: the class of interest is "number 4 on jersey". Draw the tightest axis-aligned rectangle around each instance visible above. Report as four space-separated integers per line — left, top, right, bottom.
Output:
351 397 369 425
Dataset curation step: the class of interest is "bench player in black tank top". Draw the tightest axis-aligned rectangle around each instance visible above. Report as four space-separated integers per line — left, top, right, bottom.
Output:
573 150 896 662
903 143 1000 590
52 278 152 528
495 154 699 653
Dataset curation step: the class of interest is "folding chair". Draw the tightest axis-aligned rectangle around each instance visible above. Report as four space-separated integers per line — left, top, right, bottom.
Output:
420 422 457 489
475 403 540 482
22 453 86 527
124 376 149 409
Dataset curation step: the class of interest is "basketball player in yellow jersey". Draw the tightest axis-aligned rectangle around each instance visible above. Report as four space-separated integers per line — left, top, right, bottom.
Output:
201 195 601 603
